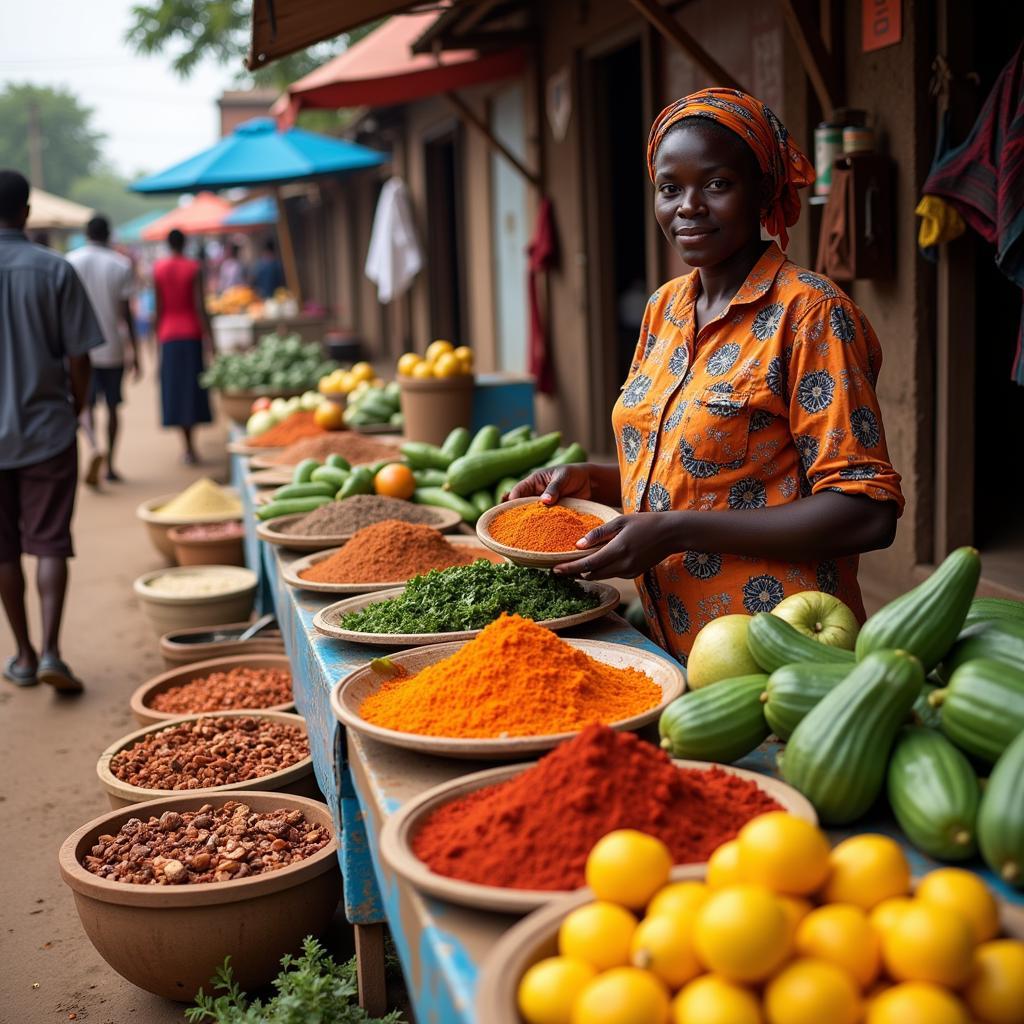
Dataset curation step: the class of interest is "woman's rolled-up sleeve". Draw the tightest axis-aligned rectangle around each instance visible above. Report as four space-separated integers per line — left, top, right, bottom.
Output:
786 296 905 515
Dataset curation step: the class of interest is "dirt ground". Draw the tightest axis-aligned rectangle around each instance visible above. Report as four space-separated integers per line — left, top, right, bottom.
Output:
1 368 252 1024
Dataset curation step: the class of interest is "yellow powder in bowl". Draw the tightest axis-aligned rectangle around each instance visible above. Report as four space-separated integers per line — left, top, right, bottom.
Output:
153 478 242 520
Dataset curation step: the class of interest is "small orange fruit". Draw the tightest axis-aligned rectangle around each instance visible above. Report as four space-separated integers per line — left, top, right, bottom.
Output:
313 401 344 430
374 463 416 500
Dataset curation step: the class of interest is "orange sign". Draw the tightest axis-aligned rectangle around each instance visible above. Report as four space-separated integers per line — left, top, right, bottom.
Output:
863 0 902 52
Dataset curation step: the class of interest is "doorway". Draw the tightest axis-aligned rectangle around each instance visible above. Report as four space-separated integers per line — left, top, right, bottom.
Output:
583 37 650 448
424 125 467 345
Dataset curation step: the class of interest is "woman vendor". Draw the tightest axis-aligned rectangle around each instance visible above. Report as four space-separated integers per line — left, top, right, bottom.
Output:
512 89 904 665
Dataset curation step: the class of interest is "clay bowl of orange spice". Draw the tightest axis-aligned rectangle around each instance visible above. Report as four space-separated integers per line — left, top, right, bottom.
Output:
475 497 620 569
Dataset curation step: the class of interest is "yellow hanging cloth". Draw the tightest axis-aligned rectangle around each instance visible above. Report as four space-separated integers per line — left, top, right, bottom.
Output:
915 195 966 249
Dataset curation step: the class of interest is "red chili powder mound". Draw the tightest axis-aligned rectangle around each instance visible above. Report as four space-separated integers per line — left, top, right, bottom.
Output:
412 723 781 891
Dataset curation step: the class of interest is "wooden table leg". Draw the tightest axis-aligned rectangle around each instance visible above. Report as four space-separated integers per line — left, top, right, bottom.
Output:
355 922 388 1016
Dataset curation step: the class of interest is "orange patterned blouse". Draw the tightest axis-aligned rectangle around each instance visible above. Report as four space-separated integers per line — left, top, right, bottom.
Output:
612 242 904 664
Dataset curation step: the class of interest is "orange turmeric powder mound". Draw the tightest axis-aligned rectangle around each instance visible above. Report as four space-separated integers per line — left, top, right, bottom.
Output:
489 501 603 553
358 613 662 738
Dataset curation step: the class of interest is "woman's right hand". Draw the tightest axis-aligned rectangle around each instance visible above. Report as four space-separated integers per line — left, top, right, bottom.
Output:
506 464 595 504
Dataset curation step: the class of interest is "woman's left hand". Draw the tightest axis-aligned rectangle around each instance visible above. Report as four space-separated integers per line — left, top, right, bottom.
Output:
554 513 673 580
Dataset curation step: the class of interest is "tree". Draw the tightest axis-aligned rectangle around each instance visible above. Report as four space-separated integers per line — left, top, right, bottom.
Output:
126 0 379 89
0 84 104 196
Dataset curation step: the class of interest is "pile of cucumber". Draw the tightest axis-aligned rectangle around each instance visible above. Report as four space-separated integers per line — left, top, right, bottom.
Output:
658 546 1024 886
344 382 403 430
401 424 586 525
254 422 588 524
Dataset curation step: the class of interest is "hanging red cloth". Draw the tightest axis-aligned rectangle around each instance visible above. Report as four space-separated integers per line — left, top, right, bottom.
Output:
527 197 557 395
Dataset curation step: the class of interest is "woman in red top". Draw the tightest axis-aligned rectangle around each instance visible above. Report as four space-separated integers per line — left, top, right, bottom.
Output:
153 228 212 463
512 90 903 664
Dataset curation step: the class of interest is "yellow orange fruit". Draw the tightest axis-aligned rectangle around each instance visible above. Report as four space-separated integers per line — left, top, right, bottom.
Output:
963 940 1024 1024
585 830 672 910
764 957 862 1024
350 360 374 382
869 897 913 938
558 901 637 972
822 835 911 910
570 967 670 1024
313 401 344 430
795 903 880 989
630 913 702 989
433 352 463 378
916 868 1000 944
881 900 976 988
396 352 421 376
778 896 813 944
737 812 831 896
706 840 744 888
454 344 473 370
411 360 434 379
866 982 970 1024
425 339 454 362
647 881 709 921
671 975 763 1024
517 957 597 1024
373 463 416 500
693 885 791 983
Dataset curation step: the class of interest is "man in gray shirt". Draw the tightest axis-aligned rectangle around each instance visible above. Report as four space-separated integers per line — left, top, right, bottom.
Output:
0 170 103 693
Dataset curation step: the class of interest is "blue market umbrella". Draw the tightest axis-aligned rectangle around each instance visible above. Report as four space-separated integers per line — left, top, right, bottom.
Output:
114 208 173 244
223 195 278 228
131 118 388 299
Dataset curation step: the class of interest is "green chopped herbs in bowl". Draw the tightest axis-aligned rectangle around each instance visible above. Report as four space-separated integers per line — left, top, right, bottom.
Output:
339 562 600 634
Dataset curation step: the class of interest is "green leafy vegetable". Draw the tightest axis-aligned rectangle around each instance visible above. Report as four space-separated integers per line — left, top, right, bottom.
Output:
200 332 336 392
341 562 599 634
186 937 403 1024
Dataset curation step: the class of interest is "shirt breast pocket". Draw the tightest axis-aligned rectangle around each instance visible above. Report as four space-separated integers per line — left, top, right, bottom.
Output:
682 389 753 468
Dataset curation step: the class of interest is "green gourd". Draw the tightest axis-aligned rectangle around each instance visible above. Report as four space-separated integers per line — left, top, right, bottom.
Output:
780 650 924 824
963 597 1024 631
445 433 561 495
746 613 856 673
466 424 502 454
412 487 480 523
759 662 850 740
440 426 472 459
978 730 1024 887
941 619 1024 678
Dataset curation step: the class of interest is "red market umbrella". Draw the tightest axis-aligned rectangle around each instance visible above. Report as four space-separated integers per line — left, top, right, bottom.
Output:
141 192 234 241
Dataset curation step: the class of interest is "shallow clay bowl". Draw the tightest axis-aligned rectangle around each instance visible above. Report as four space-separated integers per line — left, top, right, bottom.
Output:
249 432 404 469
133 565 257 637
475 497 620 568
313 580 620 645
330 636 684 759
256 507 462 552
97 710 320 809
136 491 244 562
380 759 815 914
130 653 295 727
281 536 505 594
158 623 284 670
58 791 339 1002
218 386 305 425
167 523 245 567
476 868 1024 1024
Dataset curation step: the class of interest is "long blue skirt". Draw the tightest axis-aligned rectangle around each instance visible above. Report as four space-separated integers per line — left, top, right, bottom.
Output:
160 338 212 428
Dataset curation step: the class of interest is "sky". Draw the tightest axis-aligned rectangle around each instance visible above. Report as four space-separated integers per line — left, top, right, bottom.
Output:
0 0 241 178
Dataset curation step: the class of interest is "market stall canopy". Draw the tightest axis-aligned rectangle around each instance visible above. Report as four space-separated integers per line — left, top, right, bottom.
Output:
248 0 421 70
114 208 173 244
275 11 527 127
222 195 278 228
140 193 234 241
26 188 93 230
130 117 388 193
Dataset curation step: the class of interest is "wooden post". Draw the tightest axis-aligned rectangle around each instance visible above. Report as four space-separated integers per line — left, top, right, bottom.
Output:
273 188 303 305
777 0 844 114
354 923 388 1017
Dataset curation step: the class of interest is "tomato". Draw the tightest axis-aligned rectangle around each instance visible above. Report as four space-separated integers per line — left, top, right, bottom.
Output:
250 396 272 413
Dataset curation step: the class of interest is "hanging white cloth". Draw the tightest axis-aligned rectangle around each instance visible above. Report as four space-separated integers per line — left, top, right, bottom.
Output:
364 177 423 303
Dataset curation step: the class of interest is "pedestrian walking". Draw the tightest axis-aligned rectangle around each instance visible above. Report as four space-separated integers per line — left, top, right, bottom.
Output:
251 238 285 298
67 215 140 485
0 170 104 693
152 229 213 464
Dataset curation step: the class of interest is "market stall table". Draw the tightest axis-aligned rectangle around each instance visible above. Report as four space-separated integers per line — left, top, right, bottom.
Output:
232 450 1024 1022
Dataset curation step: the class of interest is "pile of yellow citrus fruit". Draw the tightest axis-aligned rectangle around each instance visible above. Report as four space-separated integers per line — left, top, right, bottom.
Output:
318 360 383 396
516 815 1024 1024
396 340 473 379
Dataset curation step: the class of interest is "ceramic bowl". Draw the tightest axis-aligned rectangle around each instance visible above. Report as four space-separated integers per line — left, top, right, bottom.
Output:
136 491 243 562
133 566 257 637
167 523 246 567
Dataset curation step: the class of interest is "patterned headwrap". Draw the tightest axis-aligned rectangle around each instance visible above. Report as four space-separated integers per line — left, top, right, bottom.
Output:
647 88 815 249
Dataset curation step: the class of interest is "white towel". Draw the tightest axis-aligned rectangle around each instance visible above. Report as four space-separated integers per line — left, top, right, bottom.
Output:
364 177 423 303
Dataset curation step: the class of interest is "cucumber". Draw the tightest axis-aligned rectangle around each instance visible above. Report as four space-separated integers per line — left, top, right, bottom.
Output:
746 613 856 673
338 467 373 499
292 458 320 484
446 432 561 495
855 546 981 670
931 658 1024 763
658 675 770 763
780 650 924 824
467 424 501 454
942 619 1024 678
500 425 533 447
366 459 392 477
544 442 587 467
978 730 1024 886
964 597 1024 631
326 454 351 471
887 726 980 861
389 411 404 429
271 481 337 501
470 489 494 516
495 476 521 500
760 662 850 740
412 468 447 488
309 465 350 489
400 442 452 471
413 487 480 524
256 496 332 521
441 427 471 460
